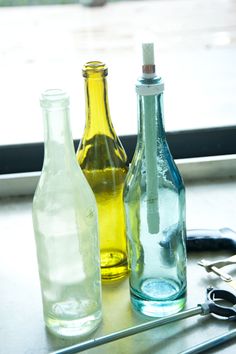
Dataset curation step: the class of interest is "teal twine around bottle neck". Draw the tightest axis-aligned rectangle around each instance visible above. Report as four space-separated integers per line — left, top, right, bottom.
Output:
136 76 165 145
135 75 165 235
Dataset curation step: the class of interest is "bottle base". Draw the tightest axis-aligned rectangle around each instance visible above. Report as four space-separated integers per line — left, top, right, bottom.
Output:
130 278 186 317
101 266 128 282
101 250 128 281
45 310 102 338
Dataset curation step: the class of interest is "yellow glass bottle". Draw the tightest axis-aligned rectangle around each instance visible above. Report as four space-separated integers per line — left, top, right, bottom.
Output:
77 61 128 281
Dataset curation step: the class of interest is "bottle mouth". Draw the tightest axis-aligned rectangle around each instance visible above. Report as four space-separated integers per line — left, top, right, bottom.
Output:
40 89 69 108
83 61 108 77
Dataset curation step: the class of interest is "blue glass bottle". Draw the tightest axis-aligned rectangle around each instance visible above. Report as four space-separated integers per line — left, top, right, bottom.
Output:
124 43 187 317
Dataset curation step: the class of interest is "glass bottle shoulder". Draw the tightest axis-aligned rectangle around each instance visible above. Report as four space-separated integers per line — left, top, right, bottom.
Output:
124 142 184 198
78 133 127 170
33 162 97 212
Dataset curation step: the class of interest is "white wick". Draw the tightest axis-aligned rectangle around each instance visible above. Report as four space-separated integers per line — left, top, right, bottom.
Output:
142 43 155 65
142 43 155 75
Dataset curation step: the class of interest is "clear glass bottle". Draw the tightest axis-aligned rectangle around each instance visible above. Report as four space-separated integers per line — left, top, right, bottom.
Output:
32 89 102 337
77 61 128 281
124 44 187 317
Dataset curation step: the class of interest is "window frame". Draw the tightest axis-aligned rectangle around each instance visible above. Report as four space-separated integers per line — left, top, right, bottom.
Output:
1 125 236 175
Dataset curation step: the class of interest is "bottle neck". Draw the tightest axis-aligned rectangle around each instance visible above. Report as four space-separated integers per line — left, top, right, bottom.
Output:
83 75 114 138
137 89 165 144
42 105 76 170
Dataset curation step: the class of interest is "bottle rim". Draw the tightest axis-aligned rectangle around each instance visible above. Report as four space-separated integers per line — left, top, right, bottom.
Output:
40 89 70 108
83 61 108 77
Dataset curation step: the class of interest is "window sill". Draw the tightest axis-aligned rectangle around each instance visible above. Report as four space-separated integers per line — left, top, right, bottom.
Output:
1 154 236 197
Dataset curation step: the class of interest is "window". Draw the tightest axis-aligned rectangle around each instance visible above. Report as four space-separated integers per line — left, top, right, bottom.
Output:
0 0 236 176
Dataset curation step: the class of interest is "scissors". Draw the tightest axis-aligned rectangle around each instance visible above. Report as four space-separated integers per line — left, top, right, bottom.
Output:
50 287 236 354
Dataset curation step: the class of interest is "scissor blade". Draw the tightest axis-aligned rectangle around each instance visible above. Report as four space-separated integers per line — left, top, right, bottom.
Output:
198 260 236 290
198 255 236 270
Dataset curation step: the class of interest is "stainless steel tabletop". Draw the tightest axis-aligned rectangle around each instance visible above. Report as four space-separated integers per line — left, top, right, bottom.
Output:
1 177 236 353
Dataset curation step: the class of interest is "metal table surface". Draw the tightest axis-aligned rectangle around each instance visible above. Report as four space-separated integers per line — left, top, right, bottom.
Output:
1 177 236 354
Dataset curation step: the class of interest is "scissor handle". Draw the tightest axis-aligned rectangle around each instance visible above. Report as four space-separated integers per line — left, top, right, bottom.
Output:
206 287 236 319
